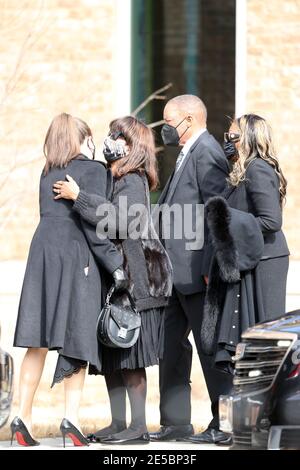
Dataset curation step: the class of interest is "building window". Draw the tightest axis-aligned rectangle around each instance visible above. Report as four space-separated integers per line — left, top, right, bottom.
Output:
131 0 236 188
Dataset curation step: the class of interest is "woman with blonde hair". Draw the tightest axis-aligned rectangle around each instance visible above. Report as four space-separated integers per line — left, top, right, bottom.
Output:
202 114 289 367
53 116 173 445
12 113 124 446
226 113 289 309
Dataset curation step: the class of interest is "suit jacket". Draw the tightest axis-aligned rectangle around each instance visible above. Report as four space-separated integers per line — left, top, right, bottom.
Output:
156 130 229 295
224 157 290 260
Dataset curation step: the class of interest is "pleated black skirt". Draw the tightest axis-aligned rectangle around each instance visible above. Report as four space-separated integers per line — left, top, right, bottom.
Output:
52 307 165 385
94 307 165 375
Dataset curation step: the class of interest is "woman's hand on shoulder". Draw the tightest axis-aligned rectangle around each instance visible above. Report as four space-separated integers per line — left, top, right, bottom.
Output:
53 175 80 201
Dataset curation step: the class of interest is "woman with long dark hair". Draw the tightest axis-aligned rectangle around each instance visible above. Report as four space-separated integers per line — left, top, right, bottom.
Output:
12 113 124 447
53 116 173 445
202 114 289 367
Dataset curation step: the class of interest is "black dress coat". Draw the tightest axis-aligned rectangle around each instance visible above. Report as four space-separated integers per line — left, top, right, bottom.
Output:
14 155 123 371
224 157 289 259
201 157 290 369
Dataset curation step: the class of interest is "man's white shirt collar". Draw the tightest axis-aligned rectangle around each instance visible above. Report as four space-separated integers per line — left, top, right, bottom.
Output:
175 128 207 172
181 128 207 156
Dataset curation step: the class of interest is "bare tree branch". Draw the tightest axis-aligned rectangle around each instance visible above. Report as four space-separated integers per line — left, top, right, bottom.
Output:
0 0 47 109
149 119 165 129
0 1 47 231
0 189 38 232
131 83 172 117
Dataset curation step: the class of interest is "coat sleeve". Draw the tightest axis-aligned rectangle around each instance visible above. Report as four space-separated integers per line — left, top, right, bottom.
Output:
73 190 105 226
196 144 229 203
78 163 123 274
246 159 282 233
196 144 229 275
73 172 147 239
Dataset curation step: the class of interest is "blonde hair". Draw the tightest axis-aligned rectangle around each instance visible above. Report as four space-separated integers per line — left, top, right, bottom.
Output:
43 113 92 174
109 116 159 191
229 114 287 206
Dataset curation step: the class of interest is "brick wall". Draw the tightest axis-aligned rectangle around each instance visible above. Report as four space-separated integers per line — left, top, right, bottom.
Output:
1 0 300 260
246 0 300 258
0 0 118 259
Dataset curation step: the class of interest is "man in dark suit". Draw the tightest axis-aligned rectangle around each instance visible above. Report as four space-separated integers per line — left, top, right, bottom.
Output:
150 95 233 445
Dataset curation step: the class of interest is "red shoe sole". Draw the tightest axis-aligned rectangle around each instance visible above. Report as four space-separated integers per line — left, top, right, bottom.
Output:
67 432 88 447
16 431 30 446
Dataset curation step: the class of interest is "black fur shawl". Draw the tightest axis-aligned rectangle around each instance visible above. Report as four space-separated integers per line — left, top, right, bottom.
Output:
201 196 240 355
115 237 173 302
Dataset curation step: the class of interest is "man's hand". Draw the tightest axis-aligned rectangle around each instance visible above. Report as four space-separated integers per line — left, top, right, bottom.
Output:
204 275 209 285
53 175 80 201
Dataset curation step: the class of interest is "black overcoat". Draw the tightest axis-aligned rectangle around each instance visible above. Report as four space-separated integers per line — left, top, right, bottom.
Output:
14 155 123 370
201 158 289 370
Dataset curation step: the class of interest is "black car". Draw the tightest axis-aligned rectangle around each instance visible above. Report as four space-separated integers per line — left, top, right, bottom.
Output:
219 310 300 450
0 325 14 429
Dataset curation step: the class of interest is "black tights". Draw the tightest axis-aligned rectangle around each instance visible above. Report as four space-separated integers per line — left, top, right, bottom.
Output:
106 368 147 434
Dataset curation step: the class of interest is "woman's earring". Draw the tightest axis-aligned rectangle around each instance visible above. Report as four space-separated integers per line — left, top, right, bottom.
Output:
88 138 96 160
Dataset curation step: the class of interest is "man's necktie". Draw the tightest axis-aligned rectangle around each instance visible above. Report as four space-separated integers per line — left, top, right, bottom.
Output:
175 150 185 172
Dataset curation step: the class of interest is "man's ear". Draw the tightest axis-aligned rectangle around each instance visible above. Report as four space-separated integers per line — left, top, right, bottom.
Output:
186 115 193 127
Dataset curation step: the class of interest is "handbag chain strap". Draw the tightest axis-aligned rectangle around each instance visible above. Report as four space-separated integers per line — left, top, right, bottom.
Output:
105 285 139 314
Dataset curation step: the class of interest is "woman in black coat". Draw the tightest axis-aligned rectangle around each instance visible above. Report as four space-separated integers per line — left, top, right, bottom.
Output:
12 113 123 446
54 116 173 445
202 114 289 369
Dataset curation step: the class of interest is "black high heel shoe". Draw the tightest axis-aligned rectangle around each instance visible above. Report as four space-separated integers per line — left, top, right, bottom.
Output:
10 417 40 447
60 418 89 447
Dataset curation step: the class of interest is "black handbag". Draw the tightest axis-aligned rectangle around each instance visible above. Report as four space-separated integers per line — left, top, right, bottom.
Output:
97 285 141 349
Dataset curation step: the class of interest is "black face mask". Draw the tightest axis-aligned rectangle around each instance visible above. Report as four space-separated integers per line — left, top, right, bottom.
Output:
223 140 237 160
103 132 128 163
161 117 188 146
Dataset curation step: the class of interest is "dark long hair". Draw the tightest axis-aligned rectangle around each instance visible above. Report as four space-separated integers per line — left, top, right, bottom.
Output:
108 116 158 191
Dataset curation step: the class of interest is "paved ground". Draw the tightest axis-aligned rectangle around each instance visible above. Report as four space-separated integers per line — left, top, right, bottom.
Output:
0 261 213 442
1 260 300 450
1 438 228 451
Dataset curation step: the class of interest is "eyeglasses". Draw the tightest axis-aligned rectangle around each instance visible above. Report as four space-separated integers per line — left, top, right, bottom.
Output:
224 132 240 143
109 131 125 141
